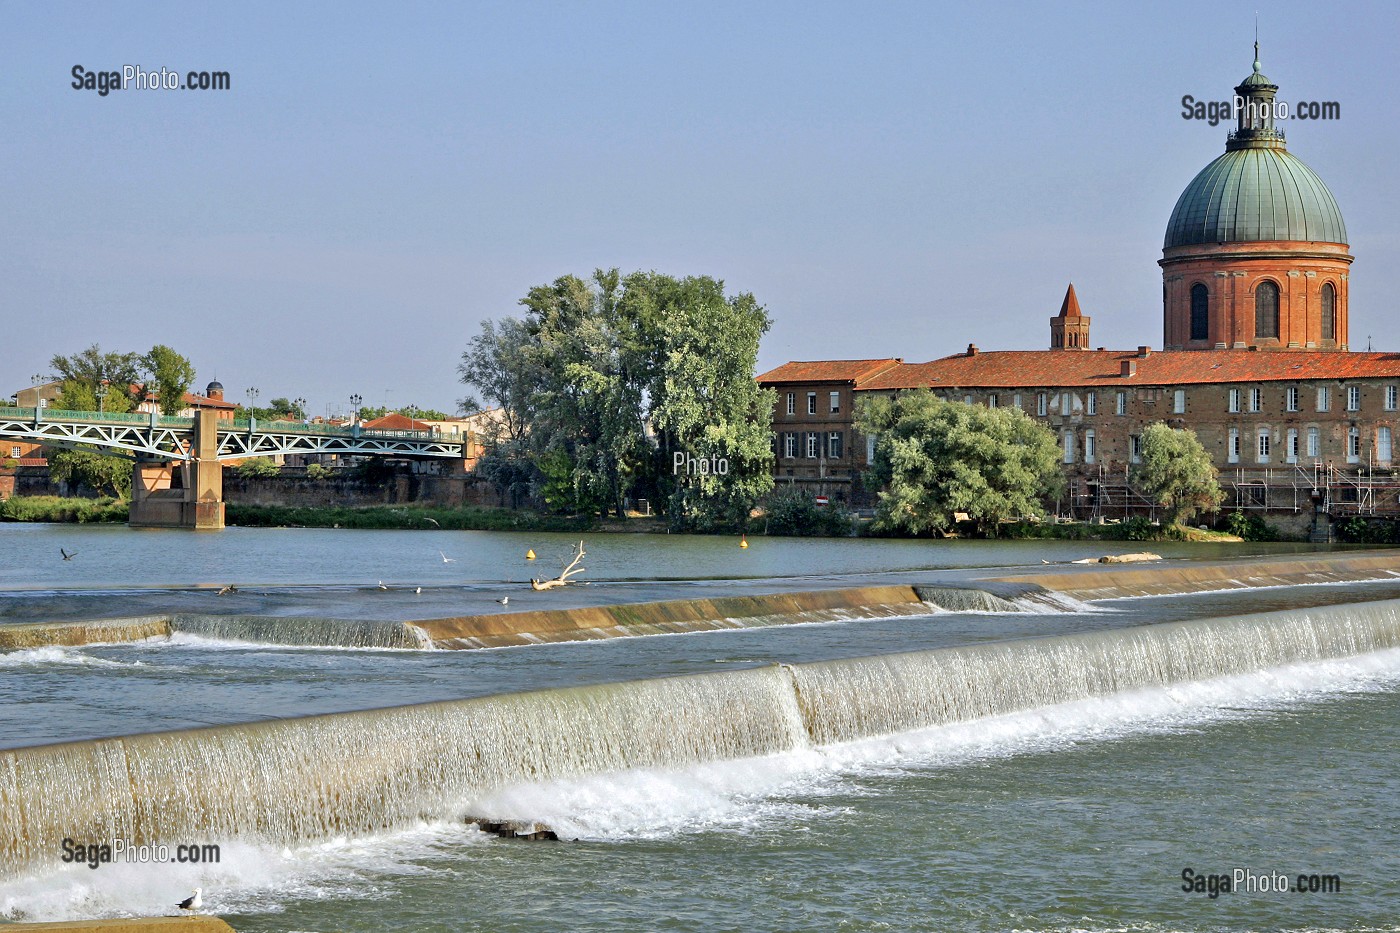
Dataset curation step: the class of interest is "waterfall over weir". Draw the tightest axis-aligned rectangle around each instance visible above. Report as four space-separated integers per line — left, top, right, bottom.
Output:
5 600 1400 880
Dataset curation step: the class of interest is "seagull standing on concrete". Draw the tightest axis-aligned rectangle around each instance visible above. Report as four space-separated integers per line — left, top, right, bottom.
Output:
177 887 202 912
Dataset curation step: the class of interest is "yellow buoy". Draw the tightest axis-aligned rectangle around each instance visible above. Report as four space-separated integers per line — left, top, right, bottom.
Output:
739 535 748 549
526 549 536 560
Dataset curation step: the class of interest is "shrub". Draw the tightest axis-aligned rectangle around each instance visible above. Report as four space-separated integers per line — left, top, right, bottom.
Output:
764 486 853 537
304 463 331 480
1224 510 1279 541
234 458 281 479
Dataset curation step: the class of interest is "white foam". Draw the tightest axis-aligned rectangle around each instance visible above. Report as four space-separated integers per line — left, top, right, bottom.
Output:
0 646 143 669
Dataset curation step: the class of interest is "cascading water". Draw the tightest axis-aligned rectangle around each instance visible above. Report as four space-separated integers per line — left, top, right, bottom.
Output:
168 614 432 650
4 599 1400 882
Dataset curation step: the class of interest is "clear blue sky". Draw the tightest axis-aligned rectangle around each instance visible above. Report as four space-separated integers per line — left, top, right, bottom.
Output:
4 1 1396 417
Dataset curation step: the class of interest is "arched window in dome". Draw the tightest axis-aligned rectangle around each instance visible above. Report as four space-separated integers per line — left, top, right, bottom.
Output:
1321 283 1336 341
1189 284 1210 341
1255 281 1280 340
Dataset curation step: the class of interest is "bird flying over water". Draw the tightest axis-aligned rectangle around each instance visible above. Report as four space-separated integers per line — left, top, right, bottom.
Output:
424 517 440 527
217 585 238 596
60 548 76 561
439 551 456 563
177 887 202 911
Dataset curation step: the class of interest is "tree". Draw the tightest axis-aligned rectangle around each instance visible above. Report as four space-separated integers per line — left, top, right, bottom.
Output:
49 345 142 410
141 345 196 415
856 391 1064 536
47 448 133 497
234 457 281 479
1131 421 1224 525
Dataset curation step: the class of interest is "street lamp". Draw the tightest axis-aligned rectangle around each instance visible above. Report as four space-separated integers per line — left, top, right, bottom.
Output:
350 393 362 424
293 397 307 420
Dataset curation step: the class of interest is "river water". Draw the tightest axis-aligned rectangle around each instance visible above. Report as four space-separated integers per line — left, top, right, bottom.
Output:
0 525 1396 931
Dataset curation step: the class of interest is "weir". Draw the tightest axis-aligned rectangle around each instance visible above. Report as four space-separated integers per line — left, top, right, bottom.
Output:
4 599 1400 881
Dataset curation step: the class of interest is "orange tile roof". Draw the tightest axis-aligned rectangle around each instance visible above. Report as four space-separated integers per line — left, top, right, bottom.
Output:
363 412 433 431
812 349 1400 391
1057 283 1082 318
756 359 902 385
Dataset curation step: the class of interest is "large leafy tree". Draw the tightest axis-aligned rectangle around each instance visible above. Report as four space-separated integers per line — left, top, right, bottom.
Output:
49 345 143 411
459 269 775 527
142 345 197 415
1131 421 1224 525
856 391 1063 536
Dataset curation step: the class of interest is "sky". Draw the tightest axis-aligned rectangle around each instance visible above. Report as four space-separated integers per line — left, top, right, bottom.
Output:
4 1 1398 418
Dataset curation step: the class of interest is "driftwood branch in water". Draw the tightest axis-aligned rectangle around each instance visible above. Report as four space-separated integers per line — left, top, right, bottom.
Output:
530 541 586 590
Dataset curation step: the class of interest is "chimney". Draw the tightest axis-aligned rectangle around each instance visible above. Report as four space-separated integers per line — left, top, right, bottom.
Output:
966 343 979 357
1121 360 1137 377
1137 346 1151 358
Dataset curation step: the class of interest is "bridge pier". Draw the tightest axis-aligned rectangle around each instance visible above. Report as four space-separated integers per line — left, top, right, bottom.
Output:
129 410 224 530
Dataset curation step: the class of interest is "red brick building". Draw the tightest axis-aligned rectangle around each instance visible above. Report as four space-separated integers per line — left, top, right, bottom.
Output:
757 48 1394 533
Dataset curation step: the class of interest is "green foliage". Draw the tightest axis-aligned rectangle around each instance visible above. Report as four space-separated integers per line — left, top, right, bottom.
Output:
0 495 128 523
1131 422 1224 526
47 448 133 497
225 503 591 532
999 518 1187 541
304 463 331 480
1334 516 1400 544
142 345 196 415
50 345 142 409
856 391 1063 536
763 485 854 537
355 405 454 422
459 269 774 529
1224 510 1279 541
234 457 281 479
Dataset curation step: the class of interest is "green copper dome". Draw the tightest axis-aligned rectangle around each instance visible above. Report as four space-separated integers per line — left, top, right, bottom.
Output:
1164 146 1348 249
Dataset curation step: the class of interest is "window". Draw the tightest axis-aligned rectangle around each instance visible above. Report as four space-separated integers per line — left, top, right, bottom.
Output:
1346 386 1361 411
1255 280 1280 339
1060 393 1072 416
1321 282 1336 341
829 391 840 414
827 432 843 459
783 433 796 459
785 393 795 416
1037 392 1048 416
1173 389 1186 414
1317 387 1330 412
1012 393 1023 410
1387 386 1398 411
1130 434 1142 463
964 394 974 406
1307 427 1320 459
1084 429 1096 464
866 433 877 464
1228 428 1240 463
1062 430 1075 464
1257 429 1271 462
1190 283 1210 341
1115 391 1127 415
806 433 819 458
1249 388 1262 413
8 446 19 458
1086 392 1097 415
1348 426 1361 463
1286 386 1299 412
806 393 816 415
987 394 998 409
1286 429 1299 464
1228 388 1241 413
1380 427 1393 463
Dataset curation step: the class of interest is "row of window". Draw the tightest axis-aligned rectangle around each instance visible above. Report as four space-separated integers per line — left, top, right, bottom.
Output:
784 391 841 416
776 431 844 460
1056 426 1393 467
1226 385 1396 413
1225 426 1389 465
1187 280 1337 342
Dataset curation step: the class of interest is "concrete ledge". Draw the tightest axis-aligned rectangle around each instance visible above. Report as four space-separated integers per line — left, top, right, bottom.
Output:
416 585 925 648
0 616 170 651
2 918 236 931
986 551 1400 600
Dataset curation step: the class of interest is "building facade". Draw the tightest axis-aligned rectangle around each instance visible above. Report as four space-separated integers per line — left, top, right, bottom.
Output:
757 49 1396 532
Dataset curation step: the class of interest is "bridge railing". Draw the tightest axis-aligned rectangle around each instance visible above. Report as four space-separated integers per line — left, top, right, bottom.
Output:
224 418 457 444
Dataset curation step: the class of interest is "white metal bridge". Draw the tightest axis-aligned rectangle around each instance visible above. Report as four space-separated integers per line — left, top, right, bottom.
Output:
0 406 465 461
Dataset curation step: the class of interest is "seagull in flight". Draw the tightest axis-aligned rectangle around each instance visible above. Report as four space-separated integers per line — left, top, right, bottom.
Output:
60 548 77 561
439 551 456 563
177 887 202 912
423 517 440 527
